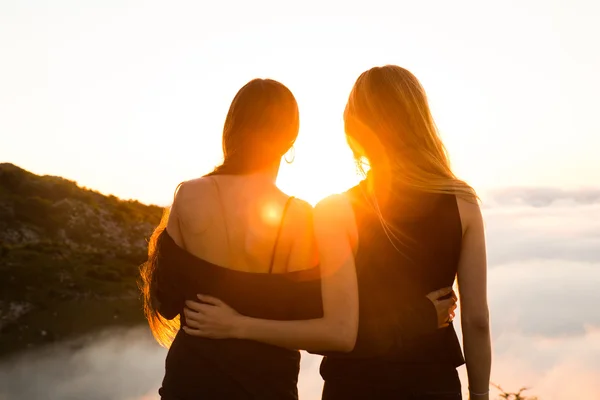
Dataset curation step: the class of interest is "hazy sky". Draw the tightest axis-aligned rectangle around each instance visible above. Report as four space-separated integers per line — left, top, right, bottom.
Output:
1 0 599 206
1 3 600 397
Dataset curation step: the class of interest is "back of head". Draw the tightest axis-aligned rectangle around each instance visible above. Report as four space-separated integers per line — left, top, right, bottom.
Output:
344 65 476 202
141 78 299 348
211 78 300 175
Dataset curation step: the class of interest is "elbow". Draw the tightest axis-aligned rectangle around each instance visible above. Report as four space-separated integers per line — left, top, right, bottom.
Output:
331 322 357 352
334 337 356 353
337 336 356 353
462 312 490 332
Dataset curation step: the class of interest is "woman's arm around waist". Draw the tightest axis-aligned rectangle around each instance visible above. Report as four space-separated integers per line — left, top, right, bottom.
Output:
183 194 359 353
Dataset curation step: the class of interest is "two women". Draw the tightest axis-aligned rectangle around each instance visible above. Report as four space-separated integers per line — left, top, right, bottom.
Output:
141 66 491 400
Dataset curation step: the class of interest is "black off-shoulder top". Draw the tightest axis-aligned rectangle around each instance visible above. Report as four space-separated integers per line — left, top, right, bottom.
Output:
154 229 322 400
153 224 439 399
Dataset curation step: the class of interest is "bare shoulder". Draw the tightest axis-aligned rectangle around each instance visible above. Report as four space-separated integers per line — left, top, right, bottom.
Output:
176 177 213 197
171 177 216 230
289 197 313 215
455 196 483 235
314 193 359 259
285 197 314 230
314 193 353 220
173 177 214 205
314 193 356 246
284 197 317 271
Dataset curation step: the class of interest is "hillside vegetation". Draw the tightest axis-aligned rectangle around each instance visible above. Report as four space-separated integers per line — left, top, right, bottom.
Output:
0 163 163 355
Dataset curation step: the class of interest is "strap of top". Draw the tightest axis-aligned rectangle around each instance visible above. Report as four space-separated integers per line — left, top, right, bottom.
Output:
269 196 295 273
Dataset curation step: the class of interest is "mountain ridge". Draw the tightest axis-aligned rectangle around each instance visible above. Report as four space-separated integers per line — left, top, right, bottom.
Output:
0 163 163 355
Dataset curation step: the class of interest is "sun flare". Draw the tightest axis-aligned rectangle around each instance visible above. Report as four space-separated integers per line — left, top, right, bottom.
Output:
276 131 363 206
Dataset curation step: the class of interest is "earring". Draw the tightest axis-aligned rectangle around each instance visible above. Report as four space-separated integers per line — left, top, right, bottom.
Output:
284 146 296 164
354 158 367 177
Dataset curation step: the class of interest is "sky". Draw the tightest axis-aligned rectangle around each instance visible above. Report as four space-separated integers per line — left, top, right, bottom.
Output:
1 0 599 206
1 1 600 399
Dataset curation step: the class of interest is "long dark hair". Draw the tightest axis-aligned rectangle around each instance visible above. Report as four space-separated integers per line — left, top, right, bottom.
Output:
140 79 300 347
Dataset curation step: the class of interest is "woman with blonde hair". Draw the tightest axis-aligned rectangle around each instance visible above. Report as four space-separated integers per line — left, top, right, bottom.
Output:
319 65 492 399
174 66 480 399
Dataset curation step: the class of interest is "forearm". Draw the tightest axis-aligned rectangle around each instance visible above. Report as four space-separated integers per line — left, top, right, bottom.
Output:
236 316 353 352
462 320 492 395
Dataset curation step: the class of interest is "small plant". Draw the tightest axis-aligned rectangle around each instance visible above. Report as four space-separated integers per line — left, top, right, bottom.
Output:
491 383 538 400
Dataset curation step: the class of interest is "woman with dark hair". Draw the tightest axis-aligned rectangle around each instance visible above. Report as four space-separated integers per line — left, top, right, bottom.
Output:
140 78 335 399
184 66 490 400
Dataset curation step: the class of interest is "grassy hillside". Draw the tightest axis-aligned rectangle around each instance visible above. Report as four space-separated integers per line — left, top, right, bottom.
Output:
0 163 163 355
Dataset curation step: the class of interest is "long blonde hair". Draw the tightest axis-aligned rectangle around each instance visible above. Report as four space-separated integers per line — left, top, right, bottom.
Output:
344 65 477 252
345 65 478 203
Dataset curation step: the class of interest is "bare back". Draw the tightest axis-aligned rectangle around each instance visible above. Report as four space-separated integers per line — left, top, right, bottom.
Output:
166 174 317 274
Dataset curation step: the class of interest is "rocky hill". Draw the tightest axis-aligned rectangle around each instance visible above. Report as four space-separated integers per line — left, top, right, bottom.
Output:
0 163 163 355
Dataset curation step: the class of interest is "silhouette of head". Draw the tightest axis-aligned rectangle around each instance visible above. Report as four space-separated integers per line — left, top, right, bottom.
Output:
212 78 299 175
141 79 299 348
344 65 475 200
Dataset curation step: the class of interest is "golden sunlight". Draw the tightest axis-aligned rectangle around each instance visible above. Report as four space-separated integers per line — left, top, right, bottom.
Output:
261 202 283 226
276 134 362 206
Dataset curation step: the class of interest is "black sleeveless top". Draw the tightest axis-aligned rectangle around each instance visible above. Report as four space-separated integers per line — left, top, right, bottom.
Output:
320 181 465 383
154 196 323 400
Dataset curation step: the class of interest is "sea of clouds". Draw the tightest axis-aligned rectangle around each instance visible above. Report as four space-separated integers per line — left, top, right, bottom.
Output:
1 187 598 400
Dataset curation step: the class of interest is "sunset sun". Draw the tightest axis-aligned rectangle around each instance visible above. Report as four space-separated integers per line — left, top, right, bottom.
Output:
276 142 361 205
275 113 363 205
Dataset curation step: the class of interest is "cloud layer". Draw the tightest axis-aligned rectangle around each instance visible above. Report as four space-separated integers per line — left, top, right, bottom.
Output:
484 187 600 208
484 189 600 266
1 187 599 399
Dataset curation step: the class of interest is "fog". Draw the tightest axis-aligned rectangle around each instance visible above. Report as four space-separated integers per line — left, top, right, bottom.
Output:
0 327 326 400
1 189 599 399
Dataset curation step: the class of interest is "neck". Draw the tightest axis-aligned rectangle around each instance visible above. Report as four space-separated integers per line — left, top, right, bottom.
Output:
248 162 280 184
